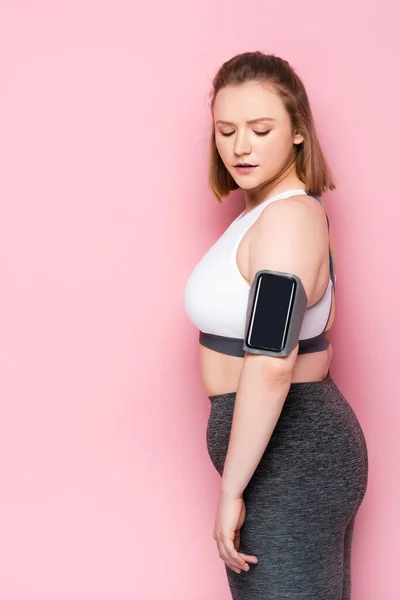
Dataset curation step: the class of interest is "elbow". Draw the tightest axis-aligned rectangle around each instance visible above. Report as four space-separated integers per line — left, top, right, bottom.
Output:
243 348 297 385
244 342 299 383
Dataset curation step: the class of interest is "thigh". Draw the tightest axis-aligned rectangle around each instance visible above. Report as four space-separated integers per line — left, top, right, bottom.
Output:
226 519 345 600
226 473 349 600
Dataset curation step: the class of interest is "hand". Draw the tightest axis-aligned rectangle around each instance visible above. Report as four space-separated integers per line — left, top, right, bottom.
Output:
213 491 258 574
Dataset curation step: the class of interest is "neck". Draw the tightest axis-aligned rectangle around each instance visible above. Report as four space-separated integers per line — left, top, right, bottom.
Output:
243 163 305 211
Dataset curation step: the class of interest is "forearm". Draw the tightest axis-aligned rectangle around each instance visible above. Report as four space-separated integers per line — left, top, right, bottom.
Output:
221 357 292 498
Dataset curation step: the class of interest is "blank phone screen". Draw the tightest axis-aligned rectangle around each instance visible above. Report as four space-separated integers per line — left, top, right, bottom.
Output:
246 273 296 352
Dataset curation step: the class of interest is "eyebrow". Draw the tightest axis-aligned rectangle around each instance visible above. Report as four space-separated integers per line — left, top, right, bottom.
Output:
215 117 276 125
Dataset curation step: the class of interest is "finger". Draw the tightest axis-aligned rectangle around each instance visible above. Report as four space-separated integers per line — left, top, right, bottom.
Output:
239 552 259 564
225 538 250 571
216 538 246 573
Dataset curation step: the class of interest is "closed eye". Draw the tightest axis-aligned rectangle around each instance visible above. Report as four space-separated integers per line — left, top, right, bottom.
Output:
220 131 271 137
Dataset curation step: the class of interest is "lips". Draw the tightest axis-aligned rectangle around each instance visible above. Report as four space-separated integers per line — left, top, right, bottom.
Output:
235 163 256 167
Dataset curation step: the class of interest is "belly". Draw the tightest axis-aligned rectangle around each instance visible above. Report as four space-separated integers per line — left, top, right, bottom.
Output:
199 342 333 396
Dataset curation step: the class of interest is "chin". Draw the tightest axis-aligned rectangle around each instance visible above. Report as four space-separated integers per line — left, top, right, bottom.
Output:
230 172 257 186
234 176 262 189
237 181 259 190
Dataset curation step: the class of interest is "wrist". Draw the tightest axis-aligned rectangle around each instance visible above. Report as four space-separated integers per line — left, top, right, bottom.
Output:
221 482 243 500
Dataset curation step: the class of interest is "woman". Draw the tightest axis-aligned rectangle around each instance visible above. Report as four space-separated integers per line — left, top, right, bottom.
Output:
184 51 368 600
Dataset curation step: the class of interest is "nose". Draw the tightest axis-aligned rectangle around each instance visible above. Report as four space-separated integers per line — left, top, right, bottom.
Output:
234 131 252 157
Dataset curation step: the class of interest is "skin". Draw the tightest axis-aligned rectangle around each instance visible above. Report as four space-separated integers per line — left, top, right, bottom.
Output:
206 81 338 575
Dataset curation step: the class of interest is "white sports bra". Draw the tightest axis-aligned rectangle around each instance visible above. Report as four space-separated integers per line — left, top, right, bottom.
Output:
184 189 336 357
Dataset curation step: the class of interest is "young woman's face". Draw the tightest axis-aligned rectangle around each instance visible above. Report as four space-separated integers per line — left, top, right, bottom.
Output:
213 81 303 189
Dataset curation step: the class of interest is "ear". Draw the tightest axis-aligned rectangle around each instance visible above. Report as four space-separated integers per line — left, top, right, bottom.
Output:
293 132 304 145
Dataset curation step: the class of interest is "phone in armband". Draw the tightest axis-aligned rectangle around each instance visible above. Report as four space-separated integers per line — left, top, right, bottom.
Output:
243 269 308 357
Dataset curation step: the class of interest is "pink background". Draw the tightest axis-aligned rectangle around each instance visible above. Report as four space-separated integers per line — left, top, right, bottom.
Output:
0 1 398 598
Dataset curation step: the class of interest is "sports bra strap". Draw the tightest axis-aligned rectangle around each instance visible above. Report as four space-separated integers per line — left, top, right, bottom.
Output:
309 194 336 290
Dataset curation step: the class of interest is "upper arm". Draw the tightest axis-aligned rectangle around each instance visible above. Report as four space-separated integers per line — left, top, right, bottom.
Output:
249 196 329 304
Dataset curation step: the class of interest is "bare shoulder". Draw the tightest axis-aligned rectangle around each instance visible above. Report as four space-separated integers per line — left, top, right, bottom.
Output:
256 193 328 232
248 194 329 299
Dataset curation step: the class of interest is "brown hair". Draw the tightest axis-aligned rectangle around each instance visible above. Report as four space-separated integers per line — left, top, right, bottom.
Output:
208 51 336 203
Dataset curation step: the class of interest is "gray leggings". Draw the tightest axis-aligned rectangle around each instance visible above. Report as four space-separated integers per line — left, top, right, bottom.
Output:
206 373 368 600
